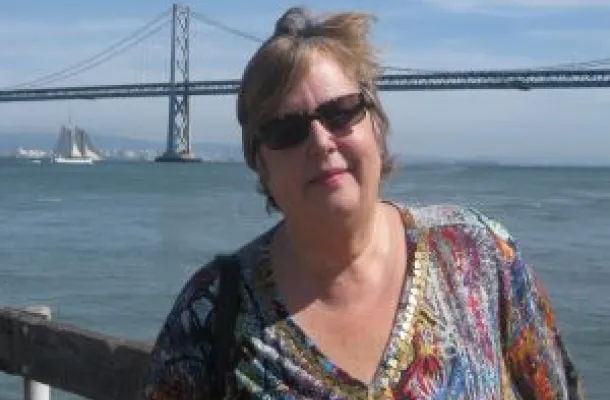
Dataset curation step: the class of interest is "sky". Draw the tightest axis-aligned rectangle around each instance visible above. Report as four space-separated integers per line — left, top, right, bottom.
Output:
0 0 609 164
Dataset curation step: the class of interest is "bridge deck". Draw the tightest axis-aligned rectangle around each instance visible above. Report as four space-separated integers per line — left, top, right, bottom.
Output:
1 69 609 102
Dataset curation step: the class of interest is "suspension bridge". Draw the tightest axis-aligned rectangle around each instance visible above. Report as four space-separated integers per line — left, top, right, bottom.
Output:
1 4 609 162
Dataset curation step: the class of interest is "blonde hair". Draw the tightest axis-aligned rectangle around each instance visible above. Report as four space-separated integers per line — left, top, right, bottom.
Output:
237 7 393 211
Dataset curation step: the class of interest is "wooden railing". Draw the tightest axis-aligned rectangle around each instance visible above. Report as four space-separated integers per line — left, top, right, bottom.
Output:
0 307 153 400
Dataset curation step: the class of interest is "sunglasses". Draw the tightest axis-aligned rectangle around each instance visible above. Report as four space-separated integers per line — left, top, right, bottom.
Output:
257 92 369 150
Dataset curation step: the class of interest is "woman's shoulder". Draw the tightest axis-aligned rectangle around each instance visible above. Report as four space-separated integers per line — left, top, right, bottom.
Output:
404 203 510 238
402 204 521 289
164 225 276 328
400 203 516 261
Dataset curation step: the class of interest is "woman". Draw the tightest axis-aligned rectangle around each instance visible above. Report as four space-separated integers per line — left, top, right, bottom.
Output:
140 7 582 399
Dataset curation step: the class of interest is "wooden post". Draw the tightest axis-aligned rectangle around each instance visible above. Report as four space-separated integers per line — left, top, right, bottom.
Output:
23 306 52 400
23 306 51 400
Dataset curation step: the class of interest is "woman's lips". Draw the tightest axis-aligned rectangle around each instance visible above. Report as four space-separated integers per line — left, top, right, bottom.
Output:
309 169 347 186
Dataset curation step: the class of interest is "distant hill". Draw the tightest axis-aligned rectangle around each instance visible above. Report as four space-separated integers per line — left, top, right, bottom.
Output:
7 132 595 166
0 132 472 165
0 132 59 150
0 132 243 161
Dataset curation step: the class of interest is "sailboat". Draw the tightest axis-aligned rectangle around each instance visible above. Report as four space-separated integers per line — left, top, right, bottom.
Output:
51 125 103 164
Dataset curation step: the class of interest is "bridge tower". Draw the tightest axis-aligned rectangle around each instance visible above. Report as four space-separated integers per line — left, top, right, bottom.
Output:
155 3 200 162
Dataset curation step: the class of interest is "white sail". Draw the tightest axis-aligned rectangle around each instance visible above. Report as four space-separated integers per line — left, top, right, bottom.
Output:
53 126 72 155
51 124 103 164
69 129 82 158
75 127 103 161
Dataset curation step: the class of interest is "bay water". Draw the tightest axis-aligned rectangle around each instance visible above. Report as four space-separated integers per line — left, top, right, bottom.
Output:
1 158 608 399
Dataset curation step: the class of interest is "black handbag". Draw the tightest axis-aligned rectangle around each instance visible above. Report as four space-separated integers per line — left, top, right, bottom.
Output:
209 254 241 399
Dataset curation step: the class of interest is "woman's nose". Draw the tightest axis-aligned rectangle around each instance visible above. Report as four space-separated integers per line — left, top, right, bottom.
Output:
307 119 337 154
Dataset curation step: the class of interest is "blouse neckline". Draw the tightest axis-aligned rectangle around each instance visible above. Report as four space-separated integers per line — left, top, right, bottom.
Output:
248 203 432 394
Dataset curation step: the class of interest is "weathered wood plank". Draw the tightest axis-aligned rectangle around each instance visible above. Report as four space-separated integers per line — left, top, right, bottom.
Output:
0 307 153 400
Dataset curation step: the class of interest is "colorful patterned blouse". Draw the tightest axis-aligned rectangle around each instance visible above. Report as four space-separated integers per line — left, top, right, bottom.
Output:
140 204 583 399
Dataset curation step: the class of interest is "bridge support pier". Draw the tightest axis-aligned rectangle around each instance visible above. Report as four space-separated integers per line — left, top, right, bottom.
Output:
156 3 201 163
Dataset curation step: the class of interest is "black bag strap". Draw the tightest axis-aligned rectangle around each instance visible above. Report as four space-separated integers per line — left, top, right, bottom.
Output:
210 254 241 399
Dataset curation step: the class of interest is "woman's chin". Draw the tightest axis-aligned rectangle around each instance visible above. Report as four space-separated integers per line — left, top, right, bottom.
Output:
307 188 361 218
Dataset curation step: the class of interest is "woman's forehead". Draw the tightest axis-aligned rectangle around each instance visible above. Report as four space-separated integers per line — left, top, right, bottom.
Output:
277 53 359 113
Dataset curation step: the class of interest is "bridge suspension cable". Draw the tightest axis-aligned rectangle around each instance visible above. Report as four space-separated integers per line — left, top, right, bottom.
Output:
381 66 437 74
190 10 264 43
3 8 172 90
382 56 610 75
541 57 610 70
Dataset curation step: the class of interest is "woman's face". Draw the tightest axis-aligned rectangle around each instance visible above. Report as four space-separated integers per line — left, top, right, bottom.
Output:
258 52 382 223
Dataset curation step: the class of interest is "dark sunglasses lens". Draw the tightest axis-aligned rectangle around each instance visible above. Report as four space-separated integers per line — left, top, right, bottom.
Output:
319 94 366 132
324 107 365 131
260 115 310 150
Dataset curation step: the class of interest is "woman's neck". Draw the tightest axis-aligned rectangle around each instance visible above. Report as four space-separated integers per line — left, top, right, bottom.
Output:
273 201 393 304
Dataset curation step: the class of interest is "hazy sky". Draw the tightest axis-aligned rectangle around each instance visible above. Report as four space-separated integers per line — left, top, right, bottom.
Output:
0 0 609 164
